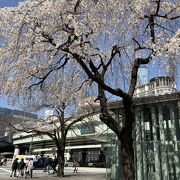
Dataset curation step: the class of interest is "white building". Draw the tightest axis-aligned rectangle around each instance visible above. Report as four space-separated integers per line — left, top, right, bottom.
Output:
134 76 177 98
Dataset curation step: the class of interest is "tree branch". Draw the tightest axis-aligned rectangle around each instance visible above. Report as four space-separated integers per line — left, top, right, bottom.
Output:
102 45 121 75
128 56 151 97
65 112 95 134
63 50 127 98
28 57 69 89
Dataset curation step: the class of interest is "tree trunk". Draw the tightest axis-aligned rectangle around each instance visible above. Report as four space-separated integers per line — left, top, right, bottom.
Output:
119 98 135 180
57 149 65 177
97 83 135 179
120 131 135 180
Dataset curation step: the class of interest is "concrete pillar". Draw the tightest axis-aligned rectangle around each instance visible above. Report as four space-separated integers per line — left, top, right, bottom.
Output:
178 100 180 137
158 104 169 180
135 107 147 180
65 149 71 160
135 108 143 180
151 106 161 179
141 108 147 180
176 100 180 180
13 145 20 159
169 104 180 179
66 152 71 160
169 104 177 143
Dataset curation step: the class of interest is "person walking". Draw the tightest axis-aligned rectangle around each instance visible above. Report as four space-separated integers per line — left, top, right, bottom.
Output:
52 156 58 174
73 160 79 173
45 155 52 174
10 158 18 177
25 158 33 178
3 158 7 166
1 158 4 166
17 158 26 178
0 158 2 166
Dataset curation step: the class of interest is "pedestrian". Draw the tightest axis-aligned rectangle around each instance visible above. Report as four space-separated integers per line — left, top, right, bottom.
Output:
1 158 4 166
17 158 26 178
52 156 58 174
10 158 18 177
45 155 52 174
25 158 33 178
3 158 7 166
73 160 79 173
0 158 2 166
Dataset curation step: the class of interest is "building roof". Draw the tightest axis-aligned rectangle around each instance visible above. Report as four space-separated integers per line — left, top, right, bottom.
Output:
149 76 174 82
108 91 180 109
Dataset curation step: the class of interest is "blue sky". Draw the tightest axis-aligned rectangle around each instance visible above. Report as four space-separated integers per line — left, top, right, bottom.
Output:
0 0 21 8
0 96 20 110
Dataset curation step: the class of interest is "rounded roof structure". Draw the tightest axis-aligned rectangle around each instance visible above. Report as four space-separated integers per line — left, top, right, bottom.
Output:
149 76 174 82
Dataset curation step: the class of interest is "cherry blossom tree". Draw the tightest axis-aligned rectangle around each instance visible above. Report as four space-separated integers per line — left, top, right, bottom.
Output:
1 64 96 177
0 0 179 179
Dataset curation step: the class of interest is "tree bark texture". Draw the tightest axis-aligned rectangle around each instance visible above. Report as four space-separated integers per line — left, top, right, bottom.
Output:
119 98 135 180
120 131 135 180
57 149 65 177
98 84 135 179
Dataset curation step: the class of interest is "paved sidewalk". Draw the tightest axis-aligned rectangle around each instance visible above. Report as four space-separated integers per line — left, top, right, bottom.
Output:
0 167 106 180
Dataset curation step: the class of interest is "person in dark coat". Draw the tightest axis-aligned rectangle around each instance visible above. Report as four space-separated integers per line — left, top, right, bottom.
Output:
52 156 58 174
17 158 26 177
10 158 18 177
44 156 52 174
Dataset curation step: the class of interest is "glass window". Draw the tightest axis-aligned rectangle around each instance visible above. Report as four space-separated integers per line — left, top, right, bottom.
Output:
80 124 95 135
145 122 150 131
156 81 159 87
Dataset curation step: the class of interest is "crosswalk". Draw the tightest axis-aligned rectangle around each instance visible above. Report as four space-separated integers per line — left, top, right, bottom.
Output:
0 167 11 174
0 167 44 177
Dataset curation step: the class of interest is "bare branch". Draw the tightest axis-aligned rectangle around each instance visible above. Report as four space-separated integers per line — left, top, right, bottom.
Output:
65 112 95 134
74 0 82 13
102 45 121 75
63 50 127 98
74 79 90 92
128 56 151 97
28 57 69 89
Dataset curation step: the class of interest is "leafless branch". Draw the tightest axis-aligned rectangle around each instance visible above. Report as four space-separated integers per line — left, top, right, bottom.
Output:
28 57 69 89
65 112 95 133
128 56 152 97
74 79 90 92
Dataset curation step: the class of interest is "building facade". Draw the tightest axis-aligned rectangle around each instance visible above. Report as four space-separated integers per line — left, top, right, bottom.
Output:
107 92 180 180
12 114 107 166
10 91 180 180
0 107 37 155
134 76 177 98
